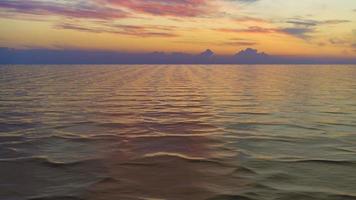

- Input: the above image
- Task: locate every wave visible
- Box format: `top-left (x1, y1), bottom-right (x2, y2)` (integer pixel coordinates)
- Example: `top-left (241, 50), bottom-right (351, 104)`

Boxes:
top-left (0, 135), bottom-right (26, 143)
top-left (208, 194), bottom-right (256, 200)
top-left (28, 196), bottom-right (84, 200)
top-left (279, 159), bottom-right (356, 165)
top-left (227, 122), bottom-right (325, 132)
top-left (141, 152), bottom-right (217, 164)
top-left (114, 152), bottom-right (233, 168)
top-left (0, 156), bottom-right (101, 168)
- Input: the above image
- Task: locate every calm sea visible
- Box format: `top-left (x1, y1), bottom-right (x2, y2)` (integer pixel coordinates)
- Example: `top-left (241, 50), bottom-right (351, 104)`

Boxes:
top-left (1, 65), bottom-right (356, 200)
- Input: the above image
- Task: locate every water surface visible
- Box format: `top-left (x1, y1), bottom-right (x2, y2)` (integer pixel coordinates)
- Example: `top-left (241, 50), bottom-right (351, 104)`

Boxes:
top-left (1, 65), bottom-right (356, 200)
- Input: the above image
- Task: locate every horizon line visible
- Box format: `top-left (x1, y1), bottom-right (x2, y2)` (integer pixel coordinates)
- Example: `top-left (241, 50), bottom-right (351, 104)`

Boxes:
top-left (1, 47), bottom-right (355, 59)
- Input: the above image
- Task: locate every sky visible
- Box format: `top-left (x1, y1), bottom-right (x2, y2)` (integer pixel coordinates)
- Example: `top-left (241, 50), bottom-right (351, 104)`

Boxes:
top-left (0, 0), bottom-right (356, 58)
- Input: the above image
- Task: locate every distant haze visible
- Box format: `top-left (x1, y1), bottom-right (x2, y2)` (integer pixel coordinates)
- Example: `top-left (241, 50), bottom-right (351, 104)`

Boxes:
top-left (1, 48), bottom-right (355, 64)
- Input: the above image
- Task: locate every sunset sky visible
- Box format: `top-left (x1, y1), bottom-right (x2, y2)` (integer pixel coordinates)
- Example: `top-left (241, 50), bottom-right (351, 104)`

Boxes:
top-left (0, 0), bottom-right (356, 57)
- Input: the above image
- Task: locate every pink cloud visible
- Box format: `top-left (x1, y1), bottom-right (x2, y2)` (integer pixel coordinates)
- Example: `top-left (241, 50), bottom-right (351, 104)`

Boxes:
top-left (102, 0), bottom-right (211, 17)
top-left (0, 0), bottom-right (212, 21)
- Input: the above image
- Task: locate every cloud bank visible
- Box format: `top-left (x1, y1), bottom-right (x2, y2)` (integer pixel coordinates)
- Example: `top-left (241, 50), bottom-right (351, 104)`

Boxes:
top-left (1, 47), bottom-right (355, 64)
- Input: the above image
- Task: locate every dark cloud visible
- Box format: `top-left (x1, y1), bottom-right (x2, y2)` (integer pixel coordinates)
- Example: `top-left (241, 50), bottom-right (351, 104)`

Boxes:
top-left (55, 22), bottom-right (178, 37)
top-left (217, 26), bottom-right (277, 34)
top-left (174, 37), bottom-right (257, 47)
top-left (224, 41), bottom-right (257, 46)
top-left (286, 20), bottom-right (317, 27)
top-left (200, 49), bottom-right (214, 57)
top-left (233, 16), bottom-right (268, 23)
top-left (287, 19), bottom-right (350, 26)
top-left (222, 38), bottom-right (257, 46)
top-left (280, 27), bottom-right (314, 39)
top-left (329, 38), bottom-right (349, 46)
top-left (216, 25), bottom-right (315, 39)
top-left (0, 0), bottom-right (127, 19)
top-left (323, 19), bottom-right (351, 24)
top-left (282, 18), bottom-right (349, 39)
top-left (234, 48), bottom-right (268, 60)
top-left (220, 16), bottom-right (336, 40)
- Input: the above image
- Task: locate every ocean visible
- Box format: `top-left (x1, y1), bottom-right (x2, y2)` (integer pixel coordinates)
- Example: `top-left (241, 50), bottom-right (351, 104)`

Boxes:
top-left (1, 65), bottom-right (356, 200)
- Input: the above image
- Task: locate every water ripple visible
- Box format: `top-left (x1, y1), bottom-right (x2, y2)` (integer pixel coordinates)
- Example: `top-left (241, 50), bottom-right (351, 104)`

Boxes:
top-left (1, 65), bottom-right (356, 200)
